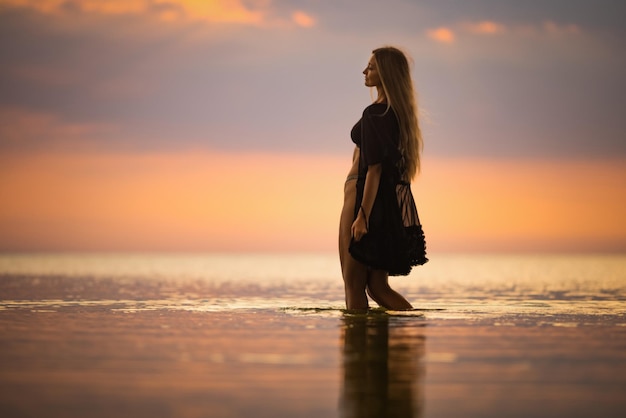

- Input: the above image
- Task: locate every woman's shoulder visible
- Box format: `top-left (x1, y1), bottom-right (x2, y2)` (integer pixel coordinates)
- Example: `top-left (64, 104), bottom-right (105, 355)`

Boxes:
top-left (362, 104), bottom-right (398, 130)
top-left (362, 103), bottom-right (396, 120)
top-left (363, 102), bottom-right (390, 115)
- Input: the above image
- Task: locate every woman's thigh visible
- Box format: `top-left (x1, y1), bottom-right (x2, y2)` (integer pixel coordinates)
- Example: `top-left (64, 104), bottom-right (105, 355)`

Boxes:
top-left (339, 180), bottom-right (357, 269)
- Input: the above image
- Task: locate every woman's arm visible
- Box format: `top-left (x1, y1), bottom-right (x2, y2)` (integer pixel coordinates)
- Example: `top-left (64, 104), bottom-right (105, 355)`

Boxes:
top-left (351, 163), bottom-right (381, 241)
top-left (349, 146), bottom-right (359, 175)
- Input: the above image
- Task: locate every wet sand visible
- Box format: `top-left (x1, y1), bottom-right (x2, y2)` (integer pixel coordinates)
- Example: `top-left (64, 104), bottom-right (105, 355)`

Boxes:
top-left (1, 275), bottom-right (625, 418)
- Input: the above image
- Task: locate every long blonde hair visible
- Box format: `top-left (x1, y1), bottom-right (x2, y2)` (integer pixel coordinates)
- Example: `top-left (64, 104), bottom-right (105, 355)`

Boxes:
top-left (372, 46), bottom-right (423, 180)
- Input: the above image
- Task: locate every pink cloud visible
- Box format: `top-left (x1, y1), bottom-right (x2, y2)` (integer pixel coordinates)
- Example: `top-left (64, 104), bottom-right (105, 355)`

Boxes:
top-left (292, 10), bottom-right (316, 28)
top-left (464, 21), bottom-right (506, 35)
top-left (2, 0), bottom-right (319, 28)
top-left (542, 20), bottom-right (581, 36)
top-left (429, 20), bottom-right (583, 43)
top-left (427, 27), bottom-right (456, 44)
top-left (0, 107), bottom-right (114, 150)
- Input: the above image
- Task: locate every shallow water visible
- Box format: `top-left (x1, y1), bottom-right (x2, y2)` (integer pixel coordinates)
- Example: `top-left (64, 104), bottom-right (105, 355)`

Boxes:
top-left (1, 253), bottom-right (624, 321)
top-left (0, 253), bottom-right (625, 417)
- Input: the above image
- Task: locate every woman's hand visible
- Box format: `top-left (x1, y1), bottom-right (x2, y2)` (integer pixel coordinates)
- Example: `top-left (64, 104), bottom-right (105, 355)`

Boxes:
top-left (351, 210), bottom-right (368, 241)
top-left (352, 163), bottom-right (380, 242)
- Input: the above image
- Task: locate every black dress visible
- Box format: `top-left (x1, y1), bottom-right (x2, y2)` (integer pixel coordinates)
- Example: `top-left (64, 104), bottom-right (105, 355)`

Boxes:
top-left (349, 103), bottom-right (428, 276)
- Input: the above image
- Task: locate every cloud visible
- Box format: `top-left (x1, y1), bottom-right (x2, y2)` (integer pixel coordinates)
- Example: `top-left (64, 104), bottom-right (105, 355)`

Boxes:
top-left (541, 20), bottom-right (581, 36)
top-left (2, 0), bottom-right (150, 16)
top-left (1, 1), bottom-right (625, 159)
top-left (426, 27), bottom-right (455, 44)
top-left (0, 107), bottom-right (115, 151)
top-left (6, 64), bottom-right (84, 87)
top-left (428, 19), bottom-right (583, 43)
top-left (291, 10), bottom-right (315, 28)
top-left (162, 0), bottom-right (265, 25)
top-left (0, 0), bottom-right (318, 27)
top-left (426, 20), bottom-right (509, 44)
top-left (464, 20), bottom-right (506, 35)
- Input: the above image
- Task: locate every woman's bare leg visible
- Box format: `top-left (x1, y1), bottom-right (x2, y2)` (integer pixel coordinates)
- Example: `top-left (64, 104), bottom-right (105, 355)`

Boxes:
top-left (339, 178), bottom-right (369, 310)
top-left (366, 283), bottom-right (386, 307)
top-left (340, 180), bottom-right (411, 311)
top-left (367, 269), bottom-right (413, 310)
top-left (343, 258), bottom-right (369, 310)
top-left (338, 179), bottom-right (355, 277)
top-left (338, 148), bottom-right (370, 310)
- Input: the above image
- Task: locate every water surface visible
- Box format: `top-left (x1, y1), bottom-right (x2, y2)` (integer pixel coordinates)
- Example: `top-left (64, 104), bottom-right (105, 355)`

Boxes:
top-left (1, 253), bottom-right (624, 417)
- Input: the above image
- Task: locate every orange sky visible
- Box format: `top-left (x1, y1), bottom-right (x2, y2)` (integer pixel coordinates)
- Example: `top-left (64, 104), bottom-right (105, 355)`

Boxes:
top-left (1, 151), bottom-right (624, 253)
top-left (1, 1), bottom-right (625, 254)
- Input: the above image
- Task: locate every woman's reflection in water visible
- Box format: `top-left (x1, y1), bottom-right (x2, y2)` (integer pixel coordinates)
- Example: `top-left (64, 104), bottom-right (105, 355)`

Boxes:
top-left (340, 313), bottom-right (425, 418)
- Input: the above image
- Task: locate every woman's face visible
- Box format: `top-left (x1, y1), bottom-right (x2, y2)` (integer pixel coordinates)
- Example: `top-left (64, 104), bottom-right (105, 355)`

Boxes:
top-left (363, 55), bottom-right (381, 87)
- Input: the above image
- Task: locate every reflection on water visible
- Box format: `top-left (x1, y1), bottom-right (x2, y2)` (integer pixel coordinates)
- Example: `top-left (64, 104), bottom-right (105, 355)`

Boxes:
top-left (1, 253), bottom-right (625, 418)
top-left (340, 313), bottom-right (425, 418)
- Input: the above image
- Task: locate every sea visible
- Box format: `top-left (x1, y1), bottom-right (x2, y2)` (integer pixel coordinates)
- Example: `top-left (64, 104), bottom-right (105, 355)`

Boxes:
top-left (1, 252), bottom-right (625, 418)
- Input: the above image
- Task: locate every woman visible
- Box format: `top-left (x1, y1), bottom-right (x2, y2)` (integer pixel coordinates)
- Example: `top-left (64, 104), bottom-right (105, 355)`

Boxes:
top-left (339, 46), bottom-right (426, 311)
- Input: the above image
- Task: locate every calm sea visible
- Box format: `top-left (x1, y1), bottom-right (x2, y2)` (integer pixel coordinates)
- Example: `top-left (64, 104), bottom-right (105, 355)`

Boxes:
top-left (1, 252), bottom-right (625, 418)
top-left (1, 252), bottom-right (624, 320)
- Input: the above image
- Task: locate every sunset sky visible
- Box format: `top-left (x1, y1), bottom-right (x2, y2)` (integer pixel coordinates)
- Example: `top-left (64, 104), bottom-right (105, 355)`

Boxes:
top-left (0, 0), bottom-right (625, 253)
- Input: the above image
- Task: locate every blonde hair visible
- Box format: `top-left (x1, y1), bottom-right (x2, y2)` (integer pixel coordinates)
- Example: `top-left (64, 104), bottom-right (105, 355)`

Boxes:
top-left (372, 46), bottom-right (423, 180)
